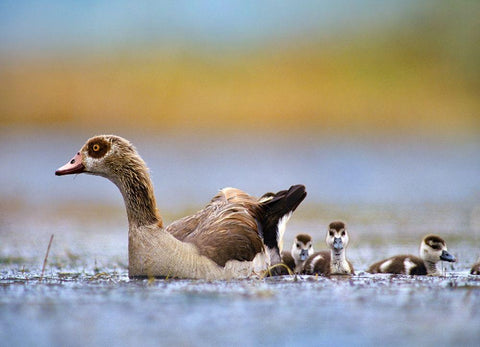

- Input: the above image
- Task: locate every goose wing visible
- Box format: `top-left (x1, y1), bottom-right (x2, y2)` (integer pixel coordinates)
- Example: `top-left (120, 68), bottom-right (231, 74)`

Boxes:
top-left (166, 185), bottom-right (306, 268)
top-left (181, 188), bottom-right (264, 267)
top-left (165, 187), bottom-right (260, 243)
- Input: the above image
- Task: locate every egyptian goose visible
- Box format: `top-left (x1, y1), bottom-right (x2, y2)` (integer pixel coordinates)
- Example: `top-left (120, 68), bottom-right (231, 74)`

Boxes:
top-left (367, 234), bottom-right (456, 276)
top-left (471, 257), bottom-right (480, 275)
top-left (55, 135), bottom-right (306, 280)
top-left (304, 221), bottom-right (354, 275)
top-left (281, 234), bottom-right (314, 274)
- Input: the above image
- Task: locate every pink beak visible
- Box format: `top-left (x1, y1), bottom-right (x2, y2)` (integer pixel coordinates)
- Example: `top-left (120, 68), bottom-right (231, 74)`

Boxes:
top-left (55, 151), bottom-right (85, 176)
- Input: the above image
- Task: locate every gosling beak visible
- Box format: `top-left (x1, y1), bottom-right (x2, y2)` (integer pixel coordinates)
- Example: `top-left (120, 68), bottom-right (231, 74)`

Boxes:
top-left (55, 152), bottom-right (85, 176)
top-left (333, 237), bottom-right (343, 251)
top-left (440, 250), bottom-right (456, 263)
top-left (299, 249), bottom-right (309, 261)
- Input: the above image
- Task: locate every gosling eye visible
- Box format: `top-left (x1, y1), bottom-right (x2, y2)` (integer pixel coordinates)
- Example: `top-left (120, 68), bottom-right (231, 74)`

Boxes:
top-left (296, 243), bottom-right (300, 249)
top-left (309, 244), bottom-right (312, 248)
top-left (341, 231), bottom-right (346, 236)
top-left (329, 231), bottom-right (334, 237)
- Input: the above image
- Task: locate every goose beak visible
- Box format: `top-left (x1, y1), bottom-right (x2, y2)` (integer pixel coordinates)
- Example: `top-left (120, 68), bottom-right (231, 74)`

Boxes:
top-left (55, 152), bottom-right (85, 176)
top-left (333, 237), bottom-right (343, 251)
top-left (440, 250), bottom-right (456, 263)
top-left (299, 249), bottom-right (309, 261)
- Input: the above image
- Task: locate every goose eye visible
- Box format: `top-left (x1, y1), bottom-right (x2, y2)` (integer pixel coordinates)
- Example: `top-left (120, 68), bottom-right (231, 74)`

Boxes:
top-left (93, 144), bottom-right (101, 152)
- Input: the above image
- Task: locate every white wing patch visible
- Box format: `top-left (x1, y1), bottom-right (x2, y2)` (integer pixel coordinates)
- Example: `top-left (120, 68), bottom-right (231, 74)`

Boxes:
top-left (379, 259), bottom-right (393, 273)
top-left (311, 254), bottom-right (324, 266)
top-left (307, 254), bottom-right (324, 273)
top-left (277, 212), bottom-right (292, 253)
top-left (403, 258), bottom-right (416, 274)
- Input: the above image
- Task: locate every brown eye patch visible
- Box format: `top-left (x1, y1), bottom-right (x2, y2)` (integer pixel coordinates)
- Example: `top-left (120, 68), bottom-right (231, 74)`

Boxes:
top-left (87, 139), bottom-right (110, 158)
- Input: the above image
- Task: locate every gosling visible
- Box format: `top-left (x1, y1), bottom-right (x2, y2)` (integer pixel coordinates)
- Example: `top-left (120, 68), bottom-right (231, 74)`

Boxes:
top-left (281, 234), bottom-right (314, 274)
top-left (304, 221), bottom-right (354, 276)
top-left (368, 234), bottom-right (456, 276)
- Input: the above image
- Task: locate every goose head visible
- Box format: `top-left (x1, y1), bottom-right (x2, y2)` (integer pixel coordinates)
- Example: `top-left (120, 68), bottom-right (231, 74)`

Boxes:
top-left (55, 135), bottom-right (141, 180)
top-left (420, 234), bottom-right (456, 264)
top-left (326, 221), bottom-right (349, 255)
top-left (291, 233), bottom-right (314, 263)
top-left (56, 135), bottom-right (159, 227)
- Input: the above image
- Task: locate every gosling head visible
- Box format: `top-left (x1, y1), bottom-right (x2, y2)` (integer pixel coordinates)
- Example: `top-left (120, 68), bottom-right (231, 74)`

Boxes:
top-left (55, 135), bottom-right (142, 179)
top-left (326, 221), bottom-right (349, 255)
top-left (291, 234), bottom-right (314, 263)
top-left (420, 234), bottom-right (456, 264)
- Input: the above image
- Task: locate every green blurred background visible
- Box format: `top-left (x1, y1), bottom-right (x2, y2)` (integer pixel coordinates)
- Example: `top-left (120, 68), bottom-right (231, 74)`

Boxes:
top-left (1, 1), bottom-right (479, 138)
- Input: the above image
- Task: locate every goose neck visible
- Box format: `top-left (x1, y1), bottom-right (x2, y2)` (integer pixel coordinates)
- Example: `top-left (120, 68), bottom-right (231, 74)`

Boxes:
top-left (112, 161), bottom-right (161, 228)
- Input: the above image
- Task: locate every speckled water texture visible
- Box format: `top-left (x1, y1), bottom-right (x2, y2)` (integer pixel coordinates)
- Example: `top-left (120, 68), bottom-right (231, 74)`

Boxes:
top-left (1, 269), bottom-right (480, 347)
top-left (2, 209), bottom-right (480, 347)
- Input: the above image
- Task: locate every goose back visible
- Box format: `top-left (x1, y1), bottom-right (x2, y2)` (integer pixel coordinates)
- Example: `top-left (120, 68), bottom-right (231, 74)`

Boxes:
top-left (470, 258), bottom-right (480, 275)
top-left (368, 255), bottom-right (427, 275)
top-left (304, 250), bottom-right (331, 275)
top-left (166, 186), bottom-right (306, 267)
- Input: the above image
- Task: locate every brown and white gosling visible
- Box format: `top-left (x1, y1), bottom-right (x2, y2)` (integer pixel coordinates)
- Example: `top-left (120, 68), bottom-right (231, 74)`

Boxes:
top-left (281, 234), bottom-right (314, 274)
top-left (367, 234), bottom-right (456, 276)
top-left (304, 221), bottom-right (354, 276)
top-left (471, 257), bottom-right (480, 275)
top-left (55, 135), bottom-right (306, 280)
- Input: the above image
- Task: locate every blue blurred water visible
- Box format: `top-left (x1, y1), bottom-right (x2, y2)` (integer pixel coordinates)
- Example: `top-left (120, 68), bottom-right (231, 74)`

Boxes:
top-left (1, 130), bottom-right (479, 210)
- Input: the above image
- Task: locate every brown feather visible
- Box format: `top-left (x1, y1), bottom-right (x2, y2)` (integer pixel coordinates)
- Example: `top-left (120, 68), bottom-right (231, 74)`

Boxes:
top-left (183, 189), bottom-right (263, 266)
top-left (295, 234), bottom-right (312, 244)
top-left (281, 251), bottom-right (295, 273)
top-left (471, 260), bottom-right (480, 275)
top-left (367, 255), bottom-right (426, 275)
top-left (328, 221), bottom-right (345, 230)
top-left (304, 251), bottom-right (331, 275)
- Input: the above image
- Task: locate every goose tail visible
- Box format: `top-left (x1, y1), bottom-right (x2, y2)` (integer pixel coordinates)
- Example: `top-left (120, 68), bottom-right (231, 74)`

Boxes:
top-left (259, 184), bottom-right (307, 270)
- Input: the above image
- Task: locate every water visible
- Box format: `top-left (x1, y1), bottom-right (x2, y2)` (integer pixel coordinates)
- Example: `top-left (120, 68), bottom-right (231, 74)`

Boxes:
top-left (1, 272), bottom-right (480, 347)
top-left (1, 130), bottom-right (480, 346)
top-left (1, 130), bottom-right (479, 209)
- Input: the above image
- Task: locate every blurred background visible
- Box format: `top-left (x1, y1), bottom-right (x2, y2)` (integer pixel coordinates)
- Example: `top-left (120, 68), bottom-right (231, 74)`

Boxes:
top-left (1, 0), bottom-right (479, 137)
top-left (1, 1), bottom-right (479, 268)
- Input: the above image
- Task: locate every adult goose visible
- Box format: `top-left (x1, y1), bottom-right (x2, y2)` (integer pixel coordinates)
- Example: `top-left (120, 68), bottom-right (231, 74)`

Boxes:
top-left (367, 234), bottom-right (456, 276)
top-left (304, 221), bottom-right (354, 276)
top-left (55, 135), bottom-right (306, 280)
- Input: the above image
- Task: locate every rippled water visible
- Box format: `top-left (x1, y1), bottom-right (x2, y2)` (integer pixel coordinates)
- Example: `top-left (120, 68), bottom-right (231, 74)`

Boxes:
top-left (1, 131), bottom-right (480, 346)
